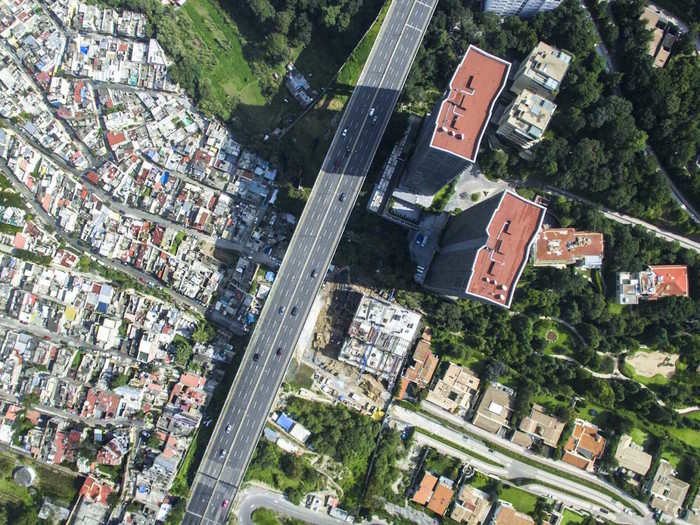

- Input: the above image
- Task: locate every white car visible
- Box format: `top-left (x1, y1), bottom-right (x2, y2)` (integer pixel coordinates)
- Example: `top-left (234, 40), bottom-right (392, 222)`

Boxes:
top-left (341, 128), bottom-right (348, 137)
top-left (369, 107), bottom-right (375, 117)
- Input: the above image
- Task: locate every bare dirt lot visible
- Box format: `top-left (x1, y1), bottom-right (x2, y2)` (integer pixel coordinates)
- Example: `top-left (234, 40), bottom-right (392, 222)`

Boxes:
top-left (627, 350), bottom-right (678, 379)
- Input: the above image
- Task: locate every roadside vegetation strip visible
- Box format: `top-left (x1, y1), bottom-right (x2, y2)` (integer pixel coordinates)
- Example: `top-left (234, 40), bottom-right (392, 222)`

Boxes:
top-left (413, 428), bottom-right (504, 468)
top-left (511, 478), bottom-right (614, 510)
top-left (408, 404), bottom-right (641, 514)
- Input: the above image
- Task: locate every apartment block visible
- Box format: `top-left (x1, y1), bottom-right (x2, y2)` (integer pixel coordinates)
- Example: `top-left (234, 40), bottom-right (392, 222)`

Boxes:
top-left (511, 42), bottom-right (572, 100)
top-left (497, 89), bottom-right (556, 149)
top-left (533, 228), bottom-right (604, 269)
top-left (425, 363), bottom-right (480, 415)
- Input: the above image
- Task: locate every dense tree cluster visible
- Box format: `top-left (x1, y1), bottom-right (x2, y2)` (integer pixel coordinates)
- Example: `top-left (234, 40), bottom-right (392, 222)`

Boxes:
top-left (610, 0), bottom-right (700, 211)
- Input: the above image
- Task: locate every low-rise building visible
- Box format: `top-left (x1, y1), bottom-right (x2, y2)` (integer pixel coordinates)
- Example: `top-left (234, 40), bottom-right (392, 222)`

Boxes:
top-left (412, 472), bottom-right (454, 517)
top-left (563, 419), bottom-right (606, 471)
top-left (532, 228), bottom-right (604, 269)
top-left (640, 6), bottom-right (677, 68)
top-left (425, 363), bottom-right (481, 415)
top-left (513, 404), bottom-right (565, 449)
top-left (649, 460), bottom-right (689, 518)
top-left (614, 434), bottom-right (652, 477)
top-left (397, 330), bottom-right (438, 400)
top-left (451, 485), bottom-right (492, 524)
top-left (472, 383), bottom-right (514, 435)
top-left (491, 502), bottom-right (534, 525)
top-left (496, 89), bottom-right (556, 150)
top-left (617, 265), bottom-right (689, 304)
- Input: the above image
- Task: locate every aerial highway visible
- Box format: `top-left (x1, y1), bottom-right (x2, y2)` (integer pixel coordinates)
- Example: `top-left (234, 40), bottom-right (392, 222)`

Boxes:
top-left (182, 0), bottom-right (437, 522)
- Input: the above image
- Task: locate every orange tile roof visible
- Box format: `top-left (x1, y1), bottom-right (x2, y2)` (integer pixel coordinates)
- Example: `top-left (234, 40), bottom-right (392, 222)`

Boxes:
top-left (649, 265), bottom-right (689, 298)
top-left (430, 45), bottom-right (511, 162)
top-left (427, 481), bottom-right (455, 516)
top-left (412, 472), bottom-right (438, 505)
top-left (467, 191), bottom-right (546, 307)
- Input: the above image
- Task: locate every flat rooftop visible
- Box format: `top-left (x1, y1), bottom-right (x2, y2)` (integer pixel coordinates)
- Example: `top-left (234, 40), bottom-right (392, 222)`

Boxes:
top-left (534, 228), bottom-right (604, 264)
top-left (430, 45), bottom-right (510, 162)
top-left (467, 191), bottom-right (545, 307)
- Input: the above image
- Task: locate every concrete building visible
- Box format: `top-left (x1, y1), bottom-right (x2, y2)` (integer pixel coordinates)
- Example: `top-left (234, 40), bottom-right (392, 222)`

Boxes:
top-left (472, 383), bottom-right (515, 435)
top-left (617, 265), bottom-right (689, 304)
top-left (451, 485), bottom-right (492, 524)
top-left (533, 228), bottom-right (604, 269)
top-left (563, 419), bottom-right (606, 471)
top-left (614, 434), bottom-right (652, 477)
top-left (399, 45), bottom-right (510, 199)
top-left (425, 363), bottom-right (481, 415)
top-left (422, 190), bottom-right (546, 308)
top-left (650, 460), bottom-right (690, 517)
top-left (512, 404), bottom-right (565, 449)
top-left (483, 0), bottom-right (562, 18)
top-left (496, 89), bottom-right (556, 150)
top-left (338, 295), bottom-right (421, 382)
top-left (511, 42), bottom-right (572, 100)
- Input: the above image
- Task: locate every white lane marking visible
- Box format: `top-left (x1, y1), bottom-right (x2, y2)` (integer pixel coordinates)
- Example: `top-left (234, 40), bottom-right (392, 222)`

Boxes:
top-left (406, 23), bottom-right (421, 31)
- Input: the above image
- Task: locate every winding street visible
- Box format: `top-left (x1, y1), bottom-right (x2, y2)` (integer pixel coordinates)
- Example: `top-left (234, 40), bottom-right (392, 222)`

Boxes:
top-left (235, 486), bottom-right (348, 525)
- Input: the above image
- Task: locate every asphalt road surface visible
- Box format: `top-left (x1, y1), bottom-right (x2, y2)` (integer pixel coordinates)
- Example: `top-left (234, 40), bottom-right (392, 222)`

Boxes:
top-left (183, 0), bottom-right (436, 523)
top-left (236, 487), bottom-right (348, 525)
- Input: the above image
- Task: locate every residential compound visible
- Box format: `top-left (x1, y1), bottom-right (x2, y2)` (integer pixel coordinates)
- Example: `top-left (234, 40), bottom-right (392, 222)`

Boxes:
top-left (471, 383), bottom-right (515, 435)
top-left (617, 265), bottom-right (689, 304)
top-left (649, 460), bottom-right (690, 518)
top-left (338, 295), bottom-right (421, 382)
top-left (483, 0), bottom-right (563, 17)
top-left (450, 485), bottom-right (492, 524)
top-left (614, 434), bottom-right (652, 480)
top-left (418, 190), bottom-right (546, 308)
top-left (532, 228), bottom-right (604, 269)
top-left (396, 330), bottom-right (439, 400)
top-left (497, 42), bottom-right (571, 150)
top-left (512, 404), bottom-right (565, 450)
top-left (412, 472), bottom-right (456, 517)
top-left (425, 363), bottom-right (480, 416)
top-left (394, 45), bottom-right (511, 206)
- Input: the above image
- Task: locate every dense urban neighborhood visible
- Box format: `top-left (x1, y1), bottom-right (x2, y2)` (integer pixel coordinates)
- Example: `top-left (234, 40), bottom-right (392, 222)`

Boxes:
top-left (0, 0), bottom-right (697, 523)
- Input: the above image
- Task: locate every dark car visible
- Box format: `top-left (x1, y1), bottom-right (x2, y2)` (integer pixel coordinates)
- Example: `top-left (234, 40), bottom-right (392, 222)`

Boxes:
top-left (278, 306), bottom-right (285, 315)
top-left (311, 269), bottom-right (318, 278)
top-left (291, 306), bottom-right (298, 316)
top-left (276, 347), bottom-right (282, 357)
top-left (218, 448), bottom-right (226, 459)
top-left (253, 353), bottom-right (260, 362)
top-left (339, 192), bottom-right (346, 202)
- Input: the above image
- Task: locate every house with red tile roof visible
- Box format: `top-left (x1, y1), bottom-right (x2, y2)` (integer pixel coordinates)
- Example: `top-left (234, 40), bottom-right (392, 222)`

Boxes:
top-left (412, 472), bottom-right (455, 517)
top-left (563, 419), bottom-right (606, 471)
top-left (79, 476), bottom-right (114, 505)
top-left (617, 265), bottom-right (689, 305)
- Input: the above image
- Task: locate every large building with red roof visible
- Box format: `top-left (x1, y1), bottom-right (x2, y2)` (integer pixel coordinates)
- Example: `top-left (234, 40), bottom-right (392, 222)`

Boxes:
top-left (401, 45), bottom-right (511, 198)
top-left (423, 190), bottom-right (545, 308)
top-left (617, 265), bottom-right (689, 304)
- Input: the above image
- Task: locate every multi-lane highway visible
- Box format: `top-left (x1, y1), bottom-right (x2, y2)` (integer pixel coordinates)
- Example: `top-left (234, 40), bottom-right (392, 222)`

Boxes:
top-left (183, 0), bottom-right (436, 522)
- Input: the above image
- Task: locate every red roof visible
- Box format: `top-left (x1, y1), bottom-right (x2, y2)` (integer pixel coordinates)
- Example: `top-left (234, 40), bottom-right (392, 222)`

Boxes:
top-left (649, 265), bottom-right (689, 298)
top-left (430, 45), bottom-right (510, 162)
top-left (466, 191), bottom-right (545, 307)
top-left (80, 476), bottom-right (113, 504)
top-left (106, 131), bottom-right (126, 148)
top-left (534, 228), bottom-right (604, 265)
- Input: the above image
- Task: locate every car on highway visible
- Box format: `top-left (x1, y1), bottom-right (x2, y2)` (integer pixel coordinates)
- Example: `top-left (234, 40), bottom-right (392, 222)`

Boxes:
top-left (276, 347), bottom-right (282, 357)
top-left (278, 306), bottom-right (285, 315)
top-left (341, 128), bottom-right (348, 137)
top-left (369, 107), bottom-right (375, 117)
top-left (225, 424), bottom-right (232, 434)
top-left (339, 192), bottom-right (345, 202)
top-left (253, 353), bottom-right (260, 362)
top-left (218, 448), bottom-right (226, 459)
top-left (222, 499), bottom-right (229, 509)
top-left (291, 306), bottom-right (298, 316)
top-left (311, 269), bottom-right (318, 278)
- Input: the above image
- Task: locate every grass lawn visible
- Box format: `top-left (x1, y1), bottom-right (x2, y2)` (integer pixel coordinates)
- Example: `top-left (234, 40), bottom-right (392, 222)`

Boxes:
top-left (534, 320), bottom-right (573, 355)
top-left (501, 485), bottom-right (538, 515)
top-left (561, 509), bottom-right (585, 525)
top-left (661, 449), bottom-right (681, 467)
top-left (607, 302), bottom-right (623, 315)
top-left (0, 453), bottom-right (81, 507)
top-left (252, 508), bottom-right (282, 525)
top-left (629, 427), bottom-right (648, 446)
